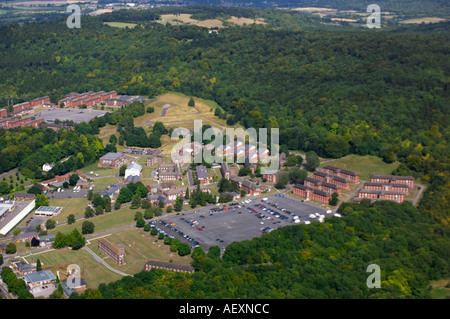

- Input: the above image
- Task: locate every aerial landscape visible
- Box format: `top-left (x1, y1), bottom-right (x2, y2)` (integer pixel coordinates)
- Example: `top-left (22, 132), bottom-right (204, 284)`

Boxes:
top-left (0, 0), bottom-right (448, 310)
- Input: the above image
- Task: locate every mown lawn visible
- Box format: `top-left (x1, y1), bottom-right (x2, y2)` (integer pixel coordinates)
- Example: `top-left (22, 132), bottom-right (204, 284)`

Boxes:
top-left (319, 154), bottom-right (399, 181)
top-left (31, 247), bottom-right (123, 289)
top-left (89, 228), bottom-right (193, 275)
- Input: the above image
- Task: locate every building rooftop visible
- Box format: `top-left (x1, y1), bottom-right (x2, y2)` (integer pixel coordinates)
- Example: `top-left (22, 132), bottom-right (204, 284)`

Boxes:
top-left (24, 270), bottom-right (56, 284)
top-left (100, 152), bottom-right (124, 161)
top-left (127, 162), bottom-right (142, 171)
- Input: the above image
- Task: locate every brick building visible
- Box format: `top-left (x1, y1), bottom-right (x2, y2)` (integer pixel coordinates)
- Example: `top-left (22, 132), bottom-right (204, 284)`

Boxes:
top-left (157, 163), bottom-right (182, 181)
top-left (362, 182), bottom-right (410, 195)
top-left (98, 237), bottom-right (126, 266)
top-left (370, 175), bottom-right (415, 188)
top-left (293, 184), bottom-right (331, 205)
top-left (98, 152), bottom-right (126, 168)
top-left (312, 171), bottom-right (350, 190)
top-left (146, 150), bottom-right (164, 167)
top-left (0, 108), bottom-right (7, 118)
top-left (322, 165), bottom-right (359, 183)
top-left (144, 260), bottom-right (194, 274)
top-left (195, 165), bottom-right (212, 185)
top-left (357, 189), bottom-right (405, 203)
top-left (230, 177), bottom-right (261, 196)
top-left (30, 96), bottom-right (51, 107)
top-left (303, 177), bottom-right (341, 195)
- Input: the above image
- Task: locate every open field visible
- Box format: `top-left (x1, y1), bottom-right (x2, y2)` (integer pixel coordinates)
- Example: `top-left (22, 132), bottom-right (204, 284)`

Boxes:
top-left (400, 17), bottom-right (447, 24)
top-left (29, 246), bottom-right (123, 289)
top-left (157, 14), bottom-right (267, 28)
top-left (103, 22), bottom-right (137, 28)
top-left (319, 155), bottom-right (399, 181)
top-left (134, 92), bottom-right (226, 126)
top-left (291, 7), bottom-right (337, 12)
top-left (47, 205), bottom-right (137, 236)
top-left (89, 228), bottom-right (193, 275)
top-left (157, 13), bottom-right (224, 28)
top-left (226, 16), bottom-right (267, 26)
top-left (48, 197), bottom-right (88, 223)
top-left (429, 278), bottom-right (450, 299)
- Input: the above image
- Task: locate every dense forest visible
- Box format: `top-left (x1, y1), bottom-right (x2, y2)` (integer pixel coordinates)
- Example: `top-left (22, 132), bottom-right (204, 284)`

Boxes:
top-left (0, 127), bottom-right (104, 181)
top-left (0, 12), bottom-right (447, 214)
top-left (0, 7), bottom-right (448, 298)
top-left (70, 200), bottom-right (450, 299)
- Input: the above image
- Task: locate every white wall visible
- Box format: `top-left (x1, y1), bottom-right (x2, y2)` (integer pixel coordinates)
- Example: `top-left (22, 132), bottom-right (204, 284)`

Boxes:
top-left (0, 200), bottom-right (35, 236)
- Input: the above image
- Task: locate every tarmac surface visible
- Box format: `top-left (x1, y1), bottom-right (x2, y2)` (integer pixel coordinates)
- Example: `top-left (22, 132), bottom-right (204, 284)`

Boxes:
top-left (156, 194), bottom-right (330, 252)
top-left (35, 108), bottom-right (108, 123)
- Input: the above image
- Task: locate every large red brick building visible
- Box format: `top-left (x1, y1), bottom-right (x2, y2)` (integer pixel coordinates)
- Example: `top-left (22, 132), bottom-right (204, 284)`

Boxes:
top-left (58, 90), bottom-right (117, 108)
top-left (30, 96), bottom-right (50, 107)
top-left (362, 182), bottom-right (410, 195)
top-left (98, 238), bottom-right (126, 266)
top-left (357, 189), bottom-right (405, 203)
top-left (0, 117), bottom-right (44, 129)
top-left (370, 175), bottom-right (415, 188)
top-left (322, 165), bottom-right (359, 183)
top-left (304, 177), bottom-right (341, 195)
top-left (293, 184), bottom-right (331, 205)
top-left (312, 171), bottom-right (350, 190)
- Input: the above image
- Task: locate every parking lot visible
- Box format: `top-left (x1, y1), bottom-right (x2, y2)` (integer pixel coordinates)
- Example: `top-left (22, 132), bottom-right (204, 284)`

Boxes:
top-left (36, 108), bottom-right (108, 123)
top-left (156, 195), bottom-right (336, 252)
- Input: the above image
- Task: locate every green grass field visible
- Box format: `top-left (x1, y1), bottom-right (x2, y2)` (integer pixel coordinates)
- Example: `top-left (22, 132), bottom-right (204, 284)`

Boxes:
top-left (30, 227), bottom-right (194, 289)
top-left (319, 154), bottom-right (399, 181)
top-left (29, 246), bottom-right (123, 289)
top-left (47, 205), bottom-right (138, 236)
top-left (48, 197), bottom-right (88, 223)
top-left (89, 228), bottom-right (193, 275)
top-left (103, 22), bottom-right (138, 28)
top-left (429, 278), bottom-right (450, 299)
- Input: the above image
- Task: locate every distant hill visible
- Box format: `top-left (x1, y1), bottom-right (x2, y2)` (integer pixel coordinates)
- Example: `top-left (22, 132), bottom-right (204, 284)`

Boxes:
top-left (174, 0), bottom-right (450, 17)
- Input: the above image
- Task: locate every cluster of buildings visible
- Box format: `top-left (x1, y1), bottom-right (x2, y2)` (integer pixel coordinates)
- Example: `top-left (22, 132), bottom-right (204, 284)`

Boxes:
top-left (293, 165), bottom-right (360, 205)
top-left (39, 171), bottom-right (89, 189)
top-left (0, 95), bottom-right (51, 129)
top-left (147, 182), bottom-right (211, 206)
top-left (354, 175), bottom-right (415, 203)
top-left (215, 141), bottom-right (269, 163)
top-left (7, 258), bottom-right (85, 298)
top-left (58, 91), bottom-right (118, 108)
top-left (57, 91), bottom-right (147, 109)
top-left (229, 176), bottom-right (262, 196)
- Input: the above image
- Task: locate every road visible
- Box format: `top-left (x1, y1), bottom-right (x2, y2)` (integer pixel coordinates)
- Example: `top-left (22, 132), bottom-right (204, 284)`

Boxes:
top-left (187, 167), bottom-right (194, 186)
top-left (0, 168), bottom-right (18, 180)
top-left (412, 183), bottom-right (425, 206)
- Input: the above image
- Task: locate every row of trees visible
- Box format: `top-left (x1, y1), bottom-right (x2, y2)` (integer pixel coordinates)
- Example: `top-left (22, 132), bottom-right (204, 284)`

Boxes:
top-left (0, 267), bottom-right (34, 299)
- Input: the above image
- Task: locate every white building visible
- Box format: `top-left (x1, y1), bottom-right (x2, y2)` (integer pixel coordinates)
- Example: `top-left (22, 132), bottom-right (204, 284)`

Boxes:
top-left (35, 206), bottom-right (63, 217)
top-left (0, 200), bottom-right (35, 236)
top-left (42, 163), bottom-right (54, 172)
top-left (124, 162), bottom-right (142, 179)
